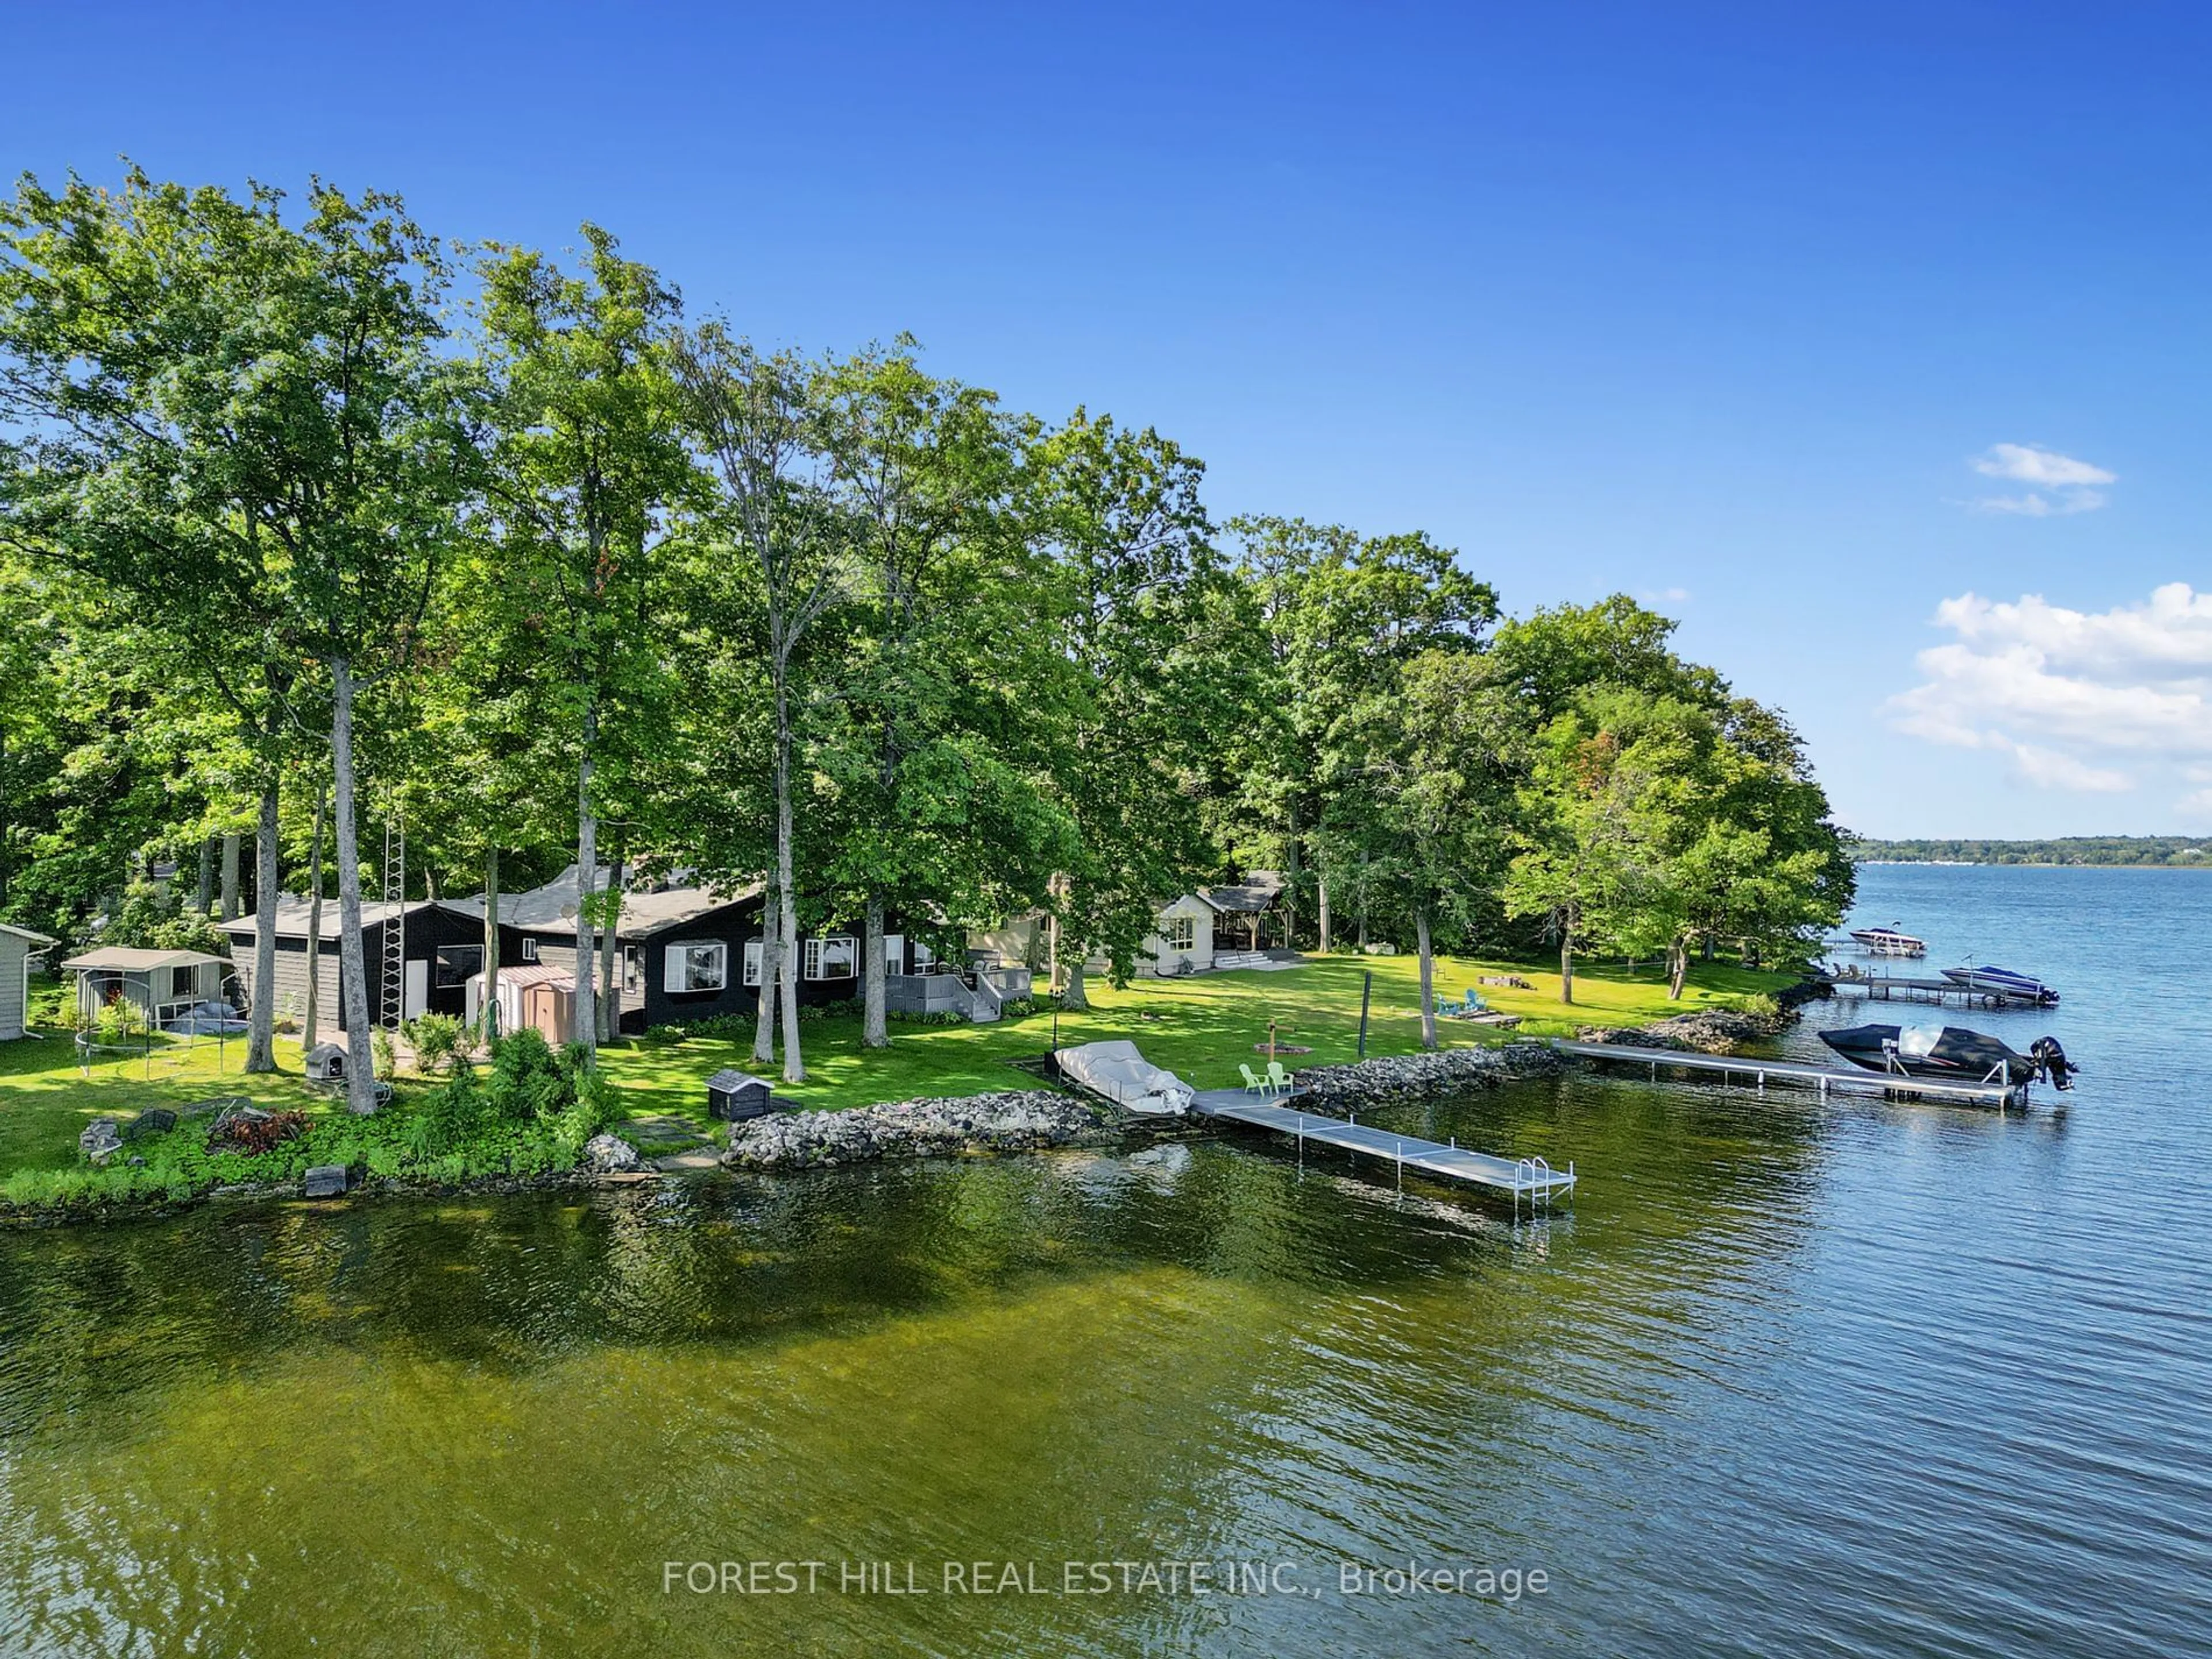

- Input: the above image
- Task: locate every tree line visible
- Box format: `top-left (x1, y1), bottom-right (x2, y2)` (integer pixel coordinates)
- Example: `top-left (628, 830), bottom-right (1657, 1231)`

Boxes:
top-left (0, 169), bottom-right (1854, 1109)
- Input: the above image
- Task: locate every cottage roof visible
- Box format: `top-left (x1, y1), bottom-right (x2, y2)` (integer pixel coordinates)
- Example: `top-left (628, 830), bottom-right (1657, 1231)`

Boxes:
top-left (0, 922), bottom-right (56, 947)
top-left (60, 947), bottom-right (225, 973)
top-left (220, 897), bottom-right (452, 941)
top-left (447, 865), bottom-right (763, 940)
top-left (1200, 871), bottom-right (1286, 915)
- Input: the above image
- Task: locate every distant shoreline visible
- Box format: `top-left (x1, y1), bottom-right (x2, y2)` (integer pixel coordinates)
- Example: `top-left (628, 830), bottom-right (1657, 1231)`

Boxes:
top-left (1847, 837), bottom-right (2211, 869)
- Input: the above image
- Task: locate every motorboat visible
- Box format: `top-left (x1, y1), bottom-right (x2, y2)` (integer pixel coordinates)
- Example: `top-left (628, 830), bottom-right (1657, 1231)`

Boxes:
top-left (1052, 1040), bottom-right (1195, 1116)
top-left (1819, 1023), bottom-right (2072, 1089)
top-left (1848, 926), bottom-right (1926, 957)
top-left (1939, 965), bottom-right (2059, 1005)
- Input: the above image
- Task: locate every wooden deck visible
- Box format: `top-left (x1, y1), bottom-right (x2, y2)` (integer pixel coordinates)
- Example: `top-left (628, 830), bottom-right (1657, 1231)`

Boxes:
top-left (1550, 1039), bottom-right (2031, 1110)
top-left (1187, 1089), bottom-right (1577, 1206)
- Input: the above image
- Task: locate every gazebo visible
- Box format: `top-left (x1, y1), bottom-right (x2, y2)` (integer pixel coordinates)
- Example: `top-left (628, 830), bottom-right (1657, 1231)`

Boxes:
top-left (60, 946), bottom-right (229, 1028)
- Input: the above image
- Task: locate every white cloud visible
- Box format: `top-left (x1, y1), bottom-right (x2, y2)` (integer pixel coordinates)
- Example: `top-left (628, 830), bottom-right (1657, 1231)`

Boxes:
top-left (1887, 584), bottom-right (2212, 808)
top-left (1968, 444), bottom-right (2113, 516)
top-left (1972, 443), bottom-right (2115, 488)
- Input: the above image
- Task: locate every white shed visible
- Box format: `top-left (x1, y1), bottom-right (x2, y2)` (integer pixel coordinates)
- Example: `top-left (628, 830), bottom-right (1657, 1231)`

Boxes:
top-left (0, 922), bottom-right (56, 1041)
top-left (60, 947), bottom-right (228, 1028)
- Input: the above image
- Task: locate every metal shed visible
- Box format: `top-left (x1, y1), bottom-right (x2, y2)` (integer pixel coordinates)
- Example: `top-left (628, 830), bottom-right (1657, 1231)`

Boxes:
top-left (60, 947), bottom-right (228, 1027)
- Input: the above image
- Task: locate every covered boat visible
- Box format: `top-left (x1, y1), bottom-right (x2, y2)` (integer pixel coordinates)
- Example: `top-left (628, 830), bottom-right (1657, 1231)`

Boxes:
top-left (1848, 926), bottom-right (1927, 957)
top-left (1052, 1040), bottom-right (1196, 1116)
top-left (1820, 1023), bottom-right (2071, 1089)
top-left (1939, 965), bottom-right (2059, 1005)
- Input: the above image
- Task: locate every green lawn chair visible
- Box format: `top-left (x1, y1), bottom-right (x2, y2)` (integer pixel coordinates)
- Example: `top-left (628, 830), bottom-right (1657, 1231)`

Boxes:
top-left (1264, 1060), bottom-right (1293, 1096)
top-left (1238, 1063), bottom-right (1267, 1097)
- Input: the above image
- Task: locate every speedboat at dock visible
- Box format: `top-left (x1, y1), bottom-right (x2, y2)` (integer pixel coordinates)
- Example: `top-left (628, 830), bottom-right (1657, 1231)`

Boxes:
top-left (1819, 1023), bottom-right (2073, 1089)
top-left (1939, 965), bottom-right (2059, 1005)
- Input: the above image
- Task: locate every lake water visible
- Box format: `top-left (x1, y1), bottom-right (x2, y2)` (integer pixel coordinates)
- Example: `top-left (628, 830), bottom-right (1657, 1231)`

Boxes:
top-left (2, 865), bottom-right (2207, 1656)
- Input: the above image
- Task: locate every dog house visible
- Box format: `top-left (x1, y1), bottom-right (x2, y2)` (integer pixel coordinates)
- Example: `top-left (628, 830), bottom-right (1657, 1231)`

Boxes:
top-left (304, 1042), bottom-right (347, 1082)
top-left (706, 1069), bottom-right (773, 1122)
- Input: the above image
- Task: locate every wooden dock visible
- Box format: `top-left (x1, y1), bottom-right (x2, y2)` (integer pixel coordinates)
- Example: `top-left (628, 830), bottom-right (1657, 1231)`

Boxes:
top-left (1819, 974), bottom-right (2050, 1009)
top-left (1550, 1039), bottom-right (2031, 1111)
top-left (1187, 1089), bottom-right (1577, 1210)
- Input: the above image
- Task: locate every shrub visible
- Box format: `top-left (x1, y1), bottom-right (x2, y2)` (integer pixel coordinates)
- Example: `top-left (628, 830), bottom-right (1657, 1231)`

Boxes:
top-left (402, 1013), bottom-right (470, 1077)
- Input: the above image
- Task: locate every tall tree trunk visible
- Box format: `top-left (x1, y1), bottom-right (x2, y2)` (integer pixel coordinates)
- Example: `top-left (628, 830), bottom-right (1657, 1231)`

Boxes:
top-left (862, 890), bottom-right (888, 1049)
top-left (1062, 958), bottom-right (1090, 1011)
top-left (1284, 800), bottom-right (1302, 946)
top-left (1415, 905), bottom-right (1438, 1051)
top-left (219, 833), bottom-right (241, 921)
top-left (751, 877), bottom-right (779, 1066)
top-left (196, 838), bottom-right (214, 915)
top-left (330, 658), bottom-right (378, 1113)
top-left (1667, 941), bottom-right (1688, 1001)
top-left (481, 845), bottom-right (501, 1044)
top-left (572, 696), bottom-right (598, 1059)
top-left (1558, 912), bottom-right (1575, 1006)
top-left (244, 778), bottom-right (280, 1072)
top-left (304, 787), bottom-right (326, 1051)
top-left (772, 660), bottom-right (805, 1082)
top-left (1317, 876), bottom-right (1332, 954)
top-left (597, 839), bottom-right (624, 1043)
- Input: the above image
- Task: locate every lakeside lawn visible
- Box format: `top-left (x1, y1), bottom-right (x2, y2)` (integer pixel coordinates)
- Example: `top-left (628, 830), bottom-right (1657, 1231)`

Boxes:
top-left (593, 950), bottom-right (1792, 1130)
top-left (0, 953), bottom-right (1793, 1181)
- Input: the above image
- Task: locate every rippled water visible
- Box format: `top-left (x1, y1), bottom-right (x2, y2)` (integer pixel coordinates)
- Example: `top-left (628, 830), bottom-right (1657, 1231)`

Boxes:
top-left (2, 865), bottom-right (2207, 1656)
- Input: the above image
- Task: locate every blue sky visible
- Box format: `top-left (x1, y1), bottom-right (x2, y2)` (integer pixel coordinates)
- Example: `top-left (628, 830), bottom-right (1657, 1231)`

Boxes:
top-left (9, 2), bottom-right (2210, 837)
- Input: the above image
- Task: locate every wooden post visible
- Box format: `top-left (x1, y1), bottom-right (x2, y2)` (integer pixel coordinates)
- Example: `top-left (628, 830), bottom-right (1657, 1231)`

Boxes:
top-left (1358, 971), bottom-right (1372, 1058)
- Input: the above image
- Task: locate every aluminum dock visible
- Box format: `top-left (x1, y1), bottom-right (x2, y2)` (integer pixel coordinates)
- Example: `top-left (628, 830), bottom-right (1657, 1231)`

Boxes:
top-left (1550, 1039), bottom-right (2031, 1110)
top-left (1817, 974), bottom-right (2052, 1010)
top-left (1187, 1089), bottom-right (1577, 1211)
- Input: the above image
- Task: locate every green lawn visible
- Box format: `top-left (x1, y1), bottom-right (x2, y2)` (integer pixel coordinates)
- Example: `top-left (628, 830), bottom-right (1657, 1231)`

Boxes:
top-left (594, 951), bottom-right (1792, 1130)
top-left (0, 953), bottom-right (1791, 1181)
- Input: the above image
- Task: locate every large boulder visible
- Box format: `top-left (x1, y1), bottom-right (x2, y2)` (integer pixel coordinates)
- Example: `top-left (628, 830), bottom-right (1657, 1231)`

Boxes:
top-left (582, 1133), bottom-right (645, 1174)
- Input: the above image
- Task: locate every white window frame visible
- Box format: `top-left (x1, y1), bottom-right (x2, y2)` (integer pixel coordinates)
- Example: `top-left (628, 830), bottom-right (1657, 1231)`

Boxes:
top-left (521, 937), bottom-right (539, 963)
top-left (622, 945), bottom-right (644, 997)
top-left (804, 935), bottom-right (857, 981)
top-left (911, 938), bottom-right (938, 973)
top-left (743, 939), bottom-right (764, 987)
top-left (1160, 914), bottom-right (1196, 953)
top-left (667, 941), bottom-right (728, 994)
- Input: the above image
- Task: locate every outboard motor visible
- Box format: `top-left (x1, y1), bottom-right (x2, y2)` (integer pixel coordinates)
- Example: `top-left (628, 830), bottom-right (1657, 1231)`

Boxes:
top-left (2030, 1037), bottom-right (2073, 1092)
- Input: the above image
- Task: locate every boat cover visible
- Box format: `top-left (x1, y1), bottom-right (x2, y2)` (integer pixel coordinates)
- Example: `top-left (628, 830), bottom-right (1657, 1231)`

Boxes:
top-left (1054, 1040), bottom-right (1195, 1116)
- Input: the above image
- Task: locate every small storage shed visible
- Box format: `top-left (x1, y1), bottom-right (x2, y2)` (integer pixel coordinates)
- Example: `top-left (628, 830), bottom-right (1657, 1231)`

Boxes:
top-left (706, 1069), bottom-right (774, 1122)
top-left (304, 1043), bottom-right (347, 1082)
top-left (0, 922), bottom-right (56, 1041)
top-left (465, 964), bottom-right (578, 1045)
top-left (60, 947), bottom-right (228, 1027)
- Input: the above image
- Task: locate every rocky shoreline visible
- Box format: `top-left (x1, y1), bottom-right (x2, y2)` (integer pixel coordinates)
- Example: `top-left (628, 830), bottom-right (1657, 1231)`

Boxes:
top-left (721, 1089), bottom-right (1121, 1172)
top-left (1289, 1041), bottom-right (1569, 1106)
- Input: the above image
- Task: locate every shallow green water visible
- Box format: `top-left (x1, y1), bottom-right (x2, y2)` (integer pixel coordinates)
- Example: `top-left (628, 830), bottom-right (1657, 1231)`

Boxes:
top-left (2, 865), bottom-right (2207, 1656)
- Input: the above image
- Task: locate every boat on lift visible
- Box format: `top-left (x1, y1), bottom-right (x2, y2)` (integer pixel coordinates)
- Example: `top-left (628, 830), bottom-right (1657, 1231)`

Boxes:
top-left (1939, 965), bottom-right (2060, 1006)
top-left (1848, 925), bottom-right (1927, 957)
top-left (1819, 1023), bottom-right (2073, 1090)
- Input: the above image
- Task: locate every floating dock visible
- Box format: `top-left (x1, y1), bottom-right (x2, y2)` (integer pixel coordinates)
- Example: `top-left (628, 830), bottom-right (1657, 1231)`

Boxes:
top-left (1550, 1039), bottom-right (2031, 1111)
top-left (1818, 974), bottom-right (2051, 1010)
top-left (1187, 1089), bottom-right (1577, 1211)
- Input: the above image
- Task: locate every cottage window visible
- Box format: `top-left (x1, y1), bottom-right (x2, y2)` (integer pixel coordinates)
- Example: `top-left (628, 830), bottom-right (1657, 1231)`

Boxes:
top-left (521, 937), bottom-right (539, 963)
top-left (804, 935), bottom-right (857, 980)
top-left (1160, 915), bottom-right (1196, 953)
top-left (666, 941), bottom-right (727, 993)
top-left (742, 940), bottom-right (764, 987)
top-left (912, 939), bottom-right (938, 972)
top-left (171, 964), bottom-right (197, 999)
top-left (622, 946), bottom-right (644, 997)
top-left (435, 945), bottom-right (482, 988)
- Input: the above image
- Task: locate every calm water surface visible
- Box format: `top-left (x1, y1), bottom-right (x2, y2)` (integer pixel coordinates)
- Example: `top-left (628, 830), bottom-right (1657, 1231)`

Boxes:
top-left (2, 865), bottom-right (2207, 1656)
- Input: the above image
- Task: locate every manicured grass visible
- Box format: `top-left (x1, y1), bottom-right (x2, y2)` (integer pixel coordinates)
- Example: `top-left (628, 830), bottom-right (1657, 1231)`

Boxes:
top-left (595, 951), bottom-right (1794, 1127)
top-left (0, 955), bottom-right (1791, 1182)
